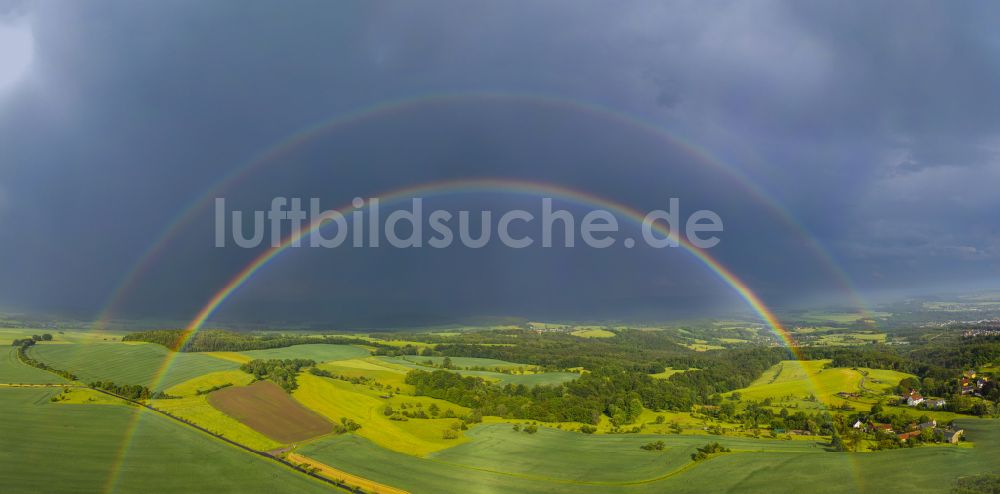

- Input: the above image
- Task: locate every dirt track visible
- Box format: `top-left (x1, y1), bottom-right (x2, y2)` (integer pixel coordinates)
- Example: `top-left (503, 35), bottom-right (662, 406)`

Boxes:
top-left (287, 452), bottom-right (409, 494)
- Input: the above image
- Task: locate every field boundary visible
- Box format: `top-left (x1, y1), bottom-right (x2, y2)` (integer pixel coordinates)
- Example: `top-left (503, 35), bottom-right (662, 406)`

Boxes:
top-left (288, 453), bottom-right (410, 494)
top-left (8, 349), bottom-right (358, 494)
top-left (85, 386), bottom-right (360, 492)
top-left (0, 383), bottom-right (81, 388)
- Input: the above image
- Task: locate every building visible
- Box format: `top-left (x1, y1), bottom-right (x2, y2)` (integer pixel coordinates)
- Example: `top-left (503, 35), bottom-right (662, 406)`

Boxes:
top-left (918, 419), bottom-right (937, 430)
top-left (906, 390), bottom-right (925, 406)
top-left (940, 429), bottom-right (964, 444)
top-left (872, 423), bottom-right (894, 433)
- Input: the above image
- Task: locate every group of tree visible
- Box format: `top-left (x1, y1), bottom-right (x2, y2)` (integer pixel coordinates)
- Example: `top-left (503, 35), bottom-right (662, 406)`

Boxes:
top-left (332, 417), bottom-right (362, 434)
top-left (511, 423), bottom-right (538, 434)
top-left (382, 402), bottom-right (455, 421)
top-left (195, 383), bottom-right (233, 396)
top-left (10, 334), bottom-right (52, 346)
top-left (90, 380), bottom-right (174, 401)
top-left (690, 442), bottom-right (730, 461)
top-left (404, 347), bottom-right (782, 427)
top-left (123, 329), bottom-right (391, 353)
top-left (239, 359), bottom-right (315, 392)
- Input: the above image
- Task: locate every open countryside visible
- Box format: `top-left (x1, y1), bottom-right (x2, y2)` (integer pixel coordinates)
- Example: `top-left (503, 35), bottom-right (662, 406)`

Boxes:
top-left (4, 316), bottom-right (999, 493)
top-left (4, 4), bottom-right (1000, 492)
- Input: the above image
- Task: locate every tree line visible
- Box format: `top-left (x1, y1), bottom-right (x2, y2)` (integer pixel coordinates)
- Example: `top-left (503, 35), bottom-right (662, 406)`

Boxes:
top-left (90, 380), bottom-right (175, 401)
top-left (15, 344), bottom-right (77, 381)
top-left (10, 334), bottom-right (52, 346)
top-left (122, 329), bottom-right (389, 353)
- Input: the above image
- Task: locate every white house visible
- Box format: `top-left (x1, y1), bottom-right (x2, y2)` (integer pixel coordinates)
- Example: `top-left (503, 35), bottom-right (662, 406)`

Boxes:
top-left (906, 390), bottom-right (924, 406)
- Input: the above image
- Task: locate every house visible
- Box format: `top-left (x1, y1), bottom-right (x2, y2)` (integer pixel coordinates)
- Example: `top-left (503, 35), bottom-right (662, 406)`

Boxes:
top-left (906, 390), bottom-right (925, 406)
top-left (927, 398), bottom-right (947, 409)
top-left (961, 378), bottom-right (974, 395)
top-left (872, 423), bottom-right (894, 433)
top-left (932, 428), bottom-right (963, 444)
top-left (897, 431), bottom-right (921, 442)
top-left (918, 419), bottom-right (937, 430)
top-left (852, 419), bottom-right (865, 429)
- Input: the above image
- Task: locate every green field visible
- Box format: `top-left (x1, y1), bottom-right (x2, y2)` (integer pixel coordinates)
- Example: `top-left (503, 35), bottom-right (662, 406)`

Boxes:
top-left (570, 329), bottom-right (616, 338)
top-left (28, 342), bottom-right (237, 391)
top-left (294, 373), bottom-right (471, 456)
top-left (650, 367), bottom-right (692, 379)
top-left (814, 332), bottom-right (888, 346)
top-left (730, 360), bottom-right (914, 407)
top-left (153, 394), bottom-right (284, 451)
top-left (683, 341), bottom-right (725, 352)
top-left (799, 311), bottom-right (864, 323)
top-left (1, 346), bottom-right (66, 384)
top-left (377, 356), bottom-right (579, 386)
top-left (0, 328), bottom-right (127, 346)
top-left (390, 355), bottom-right (535, 370)
top-left (238, 344), bottom-right (370, 362)
top-left (0, 387), bottom-right (336, 493)
top-left (299, 421), bottom-right (999, 493)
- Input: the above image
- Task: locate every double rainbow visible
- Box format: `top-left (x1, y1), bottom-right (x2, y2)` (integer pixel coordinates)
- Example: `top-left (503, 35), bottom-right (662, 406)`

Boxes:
top-left (91, 91), bottom-right (868, 334)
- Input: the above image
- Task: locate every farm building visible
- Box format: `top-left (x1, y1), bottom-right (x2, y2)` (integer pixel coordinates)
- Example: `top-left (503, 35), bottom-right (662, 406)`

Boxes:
top-left (938, 429), bottom-right (964, 444)
top-left (927, 398), bottom-right (946, 409)
top-left (872, 423), bottom-right (894, 433)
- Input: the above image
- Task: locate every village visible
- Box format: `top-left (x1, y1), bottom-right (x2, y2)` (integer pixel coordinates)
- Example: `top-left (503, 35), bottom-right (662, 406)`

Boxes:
top-left (827, 369), bottom-right (998, 450)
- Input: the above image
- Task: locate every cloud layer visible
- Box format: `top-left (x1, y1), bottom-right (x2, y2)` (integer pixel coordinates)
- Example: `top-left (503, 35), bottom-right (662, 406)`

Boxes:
top-left (1, 1), bottom-right (998, 325)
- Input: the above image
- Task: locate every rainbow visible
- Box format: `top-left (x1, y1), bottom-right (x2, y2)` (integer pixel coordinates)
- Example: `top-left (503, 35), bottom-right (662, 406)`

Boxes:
top-left (190, 177), bottom-right (802, 355)
top-left (91, 91), bottom-right (869, 333)
top-left (104, 178), bottom-right (818, 491)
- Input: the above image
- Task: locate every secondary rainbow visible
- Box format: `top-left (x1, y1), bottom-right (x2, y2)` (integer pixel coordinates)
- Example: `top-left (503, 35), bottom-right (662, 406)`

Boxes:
top-left (91, 91), bottom-right (869, 333)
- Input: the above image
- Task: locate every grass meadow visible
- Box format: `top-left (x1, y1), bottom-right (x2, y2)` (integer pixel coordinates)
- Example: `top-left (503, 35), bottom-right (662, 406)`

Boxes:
top-left (0, 387), bottom-right (337, 493)
top-left (237, 344), bottom-right (370, 362)
top-left (293, 373), bottom-right (471, 455)
top-left (299, 420), bottom-right (999, 493)
top-left (5, 333), bottom-right (996, 494)
top-left (570, 329), bottom-right (617, 338)
top-left (28, 342), bottom-right (237, 391)
top-left (377, 355), bottom-right (580, 387)
top-left (729, 359), bottom-right (914, 406)
top-left (1, 346), bottom-right (66, 384)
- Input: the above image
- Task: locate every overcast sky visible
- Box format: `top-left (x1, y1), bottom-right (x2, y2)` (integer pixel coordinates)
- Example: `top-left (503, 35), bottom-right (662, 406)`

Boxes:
top-left (1, 1), bottom-right (999, 327)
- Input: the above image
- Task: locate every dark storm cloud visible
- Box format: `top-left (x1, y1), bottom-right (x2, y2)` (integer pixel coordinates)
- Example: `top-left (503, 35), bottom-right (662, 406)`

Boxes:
top-left (1, 1), bottom-right (998, 324)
